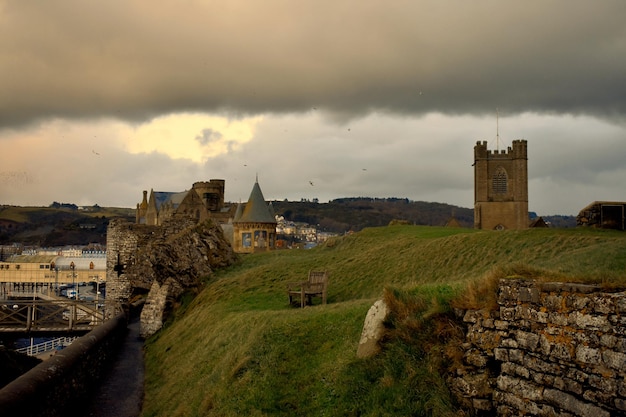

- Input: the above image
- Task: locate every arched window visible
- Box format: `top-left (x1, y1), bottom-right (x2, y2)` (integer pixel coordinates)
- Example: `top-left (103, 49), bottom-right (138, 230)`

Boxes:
top-left (493, 167), bottom-right (508, 194)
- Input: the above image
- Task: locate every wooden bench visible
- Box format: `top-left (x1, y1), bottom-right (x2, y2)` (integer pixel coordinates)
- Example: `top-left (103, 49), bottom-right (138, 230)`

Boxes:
top-left (287, 270), bottom-right (328, 308)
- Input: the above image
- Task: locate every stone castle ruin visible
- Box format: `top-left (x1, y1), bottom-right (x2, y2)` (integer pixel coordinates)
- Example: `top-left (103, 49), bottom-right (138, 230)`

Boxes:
top-left (107, 178), bottom-right (278, 336)
top-left (107, 215), bottom-right (237, 337)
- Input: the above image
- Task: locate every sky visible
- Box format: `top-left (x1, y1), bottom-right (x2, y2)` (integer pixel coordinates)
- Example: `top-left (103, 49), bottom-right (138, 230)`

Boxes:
top-left (1, 1), bottom-right (625, 216)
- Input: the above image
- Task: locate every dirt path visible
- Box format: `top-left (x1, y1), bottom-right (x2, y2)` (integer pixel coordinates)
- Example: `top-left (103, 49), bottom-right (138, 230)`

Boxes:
top-left (84, 316), bottom-right (144, 417)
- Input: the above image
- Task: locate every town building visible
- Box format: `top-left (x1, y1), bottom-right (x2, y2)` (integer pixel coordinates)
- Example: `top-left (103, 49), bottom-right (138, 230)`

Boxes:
top-left (136, 179), bottom-right (234, 226)
top-left (135, 178), bottom-right (277, 254)
top-left (232, 180), bottom-right (277, 254)
top-left (0, 254), bottom-right (106, 299)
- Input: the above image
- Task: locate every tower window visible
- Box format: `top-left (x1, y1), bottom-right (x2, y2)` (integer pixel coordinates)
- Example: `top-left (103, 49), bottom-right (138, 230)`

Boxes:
top-left (493, 167), bottom-right (508, 194)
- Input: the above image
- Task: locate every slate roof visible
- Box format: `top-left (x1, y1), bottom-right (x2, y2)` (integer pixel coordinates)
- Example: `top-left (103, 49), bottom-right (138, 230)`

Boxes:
top-left (153, 191), bottom-right (188, 210)
top-left (235, 181), bottom-right (276, 224)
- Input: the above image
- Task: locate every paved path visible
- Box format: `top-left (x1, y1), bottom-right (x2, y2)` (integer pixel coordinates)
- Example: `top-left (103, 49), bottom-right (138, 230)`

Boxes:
top-left (84, 316), bottom-right (144, 417)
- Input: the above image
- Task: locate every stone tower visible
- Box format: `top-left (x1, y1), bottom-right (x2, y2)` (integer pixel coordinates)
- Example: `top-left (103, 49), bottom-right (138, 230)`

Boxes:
top-left (474, 140), bottom-right (528, 230)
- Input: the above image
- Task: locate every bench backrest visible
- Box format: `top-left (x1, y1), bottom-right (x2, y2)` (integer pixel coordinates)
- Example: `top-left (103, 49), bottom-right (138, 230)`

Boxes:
top-left (308, 270), bottom-right (328, 292)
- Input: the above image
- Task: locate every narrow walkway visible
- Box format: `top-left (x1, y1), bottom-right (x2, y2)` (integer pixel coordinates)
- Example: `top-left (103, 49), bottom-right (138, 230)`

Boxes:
top-left (84, 316), bottom-right (144, 417)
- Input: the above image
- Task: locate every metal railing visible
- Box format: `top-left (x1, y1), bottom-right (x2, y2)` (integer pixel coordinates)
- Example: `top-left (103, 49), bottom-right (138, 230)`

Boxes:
top-left (15, 336), bottom-right (78, 356)
top-left (0, 299), bottom-right (122, 333)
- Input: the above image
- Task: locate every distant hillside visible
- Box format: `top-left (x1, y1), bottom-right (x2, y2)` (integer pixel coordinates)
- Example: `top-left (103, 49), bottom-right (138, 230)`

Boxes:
top-left (0, 205), bottom-right (135, 246)
top-left (271, 198), bottom-right (474, 232)
top-left (270, 198), bottom-right (576, 232)
top-left (0, 199), bottom-right (576, 246)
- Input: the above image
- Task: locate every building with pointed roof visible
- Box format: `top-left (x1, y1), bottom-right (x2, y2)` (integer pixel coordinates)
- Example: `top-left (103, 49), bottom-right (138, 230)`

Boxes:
top-left (232, 180), bottom-right (277, 253)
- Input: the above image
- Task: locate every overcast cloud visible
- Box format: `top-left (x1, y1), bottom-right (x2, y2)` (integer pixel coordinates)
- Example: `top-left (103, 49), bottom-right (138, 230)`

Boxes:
top-left (1, 1), bottom-right (625, 216)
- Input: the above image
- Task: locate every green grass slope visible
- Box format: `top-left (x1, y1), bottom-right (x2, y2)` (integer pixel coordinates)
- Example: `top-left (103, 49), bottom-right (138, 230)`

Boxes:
top-left (142, 226), bottom-right (626, 417)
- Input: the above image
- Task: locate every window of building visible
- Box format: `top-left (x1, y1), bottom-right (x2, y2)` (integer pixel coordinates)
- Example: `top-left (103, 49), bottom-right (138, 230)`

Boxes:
top-left (493, 167), bottom-right (508, 194)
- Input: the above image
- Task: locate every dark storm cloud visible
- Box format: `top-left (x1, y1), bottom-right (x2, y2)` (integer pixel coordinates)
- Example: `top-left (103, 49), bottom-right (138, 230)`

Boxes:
top-left (1, 1), bottom-right (625, 128)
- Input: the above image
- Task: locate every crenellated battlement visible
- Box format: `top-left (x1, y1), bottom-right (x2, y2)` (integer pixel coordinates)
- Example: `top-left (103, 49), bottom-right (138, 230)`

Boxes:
top-left (475, 140), bottom-right (527, 159)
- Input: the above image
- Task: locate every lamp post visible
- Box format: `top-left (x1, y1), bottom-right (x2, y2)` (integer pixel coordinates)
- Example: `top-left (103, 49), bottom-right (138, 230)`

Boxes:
top-left (70, 262), bottom-right (76, 300)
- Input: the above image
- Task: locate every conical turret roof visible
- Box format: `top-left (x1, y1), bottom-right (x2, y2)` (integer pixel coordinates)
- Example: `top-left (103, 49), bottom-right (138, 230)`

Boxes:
top-left (236, 181), bottom-right (276, 224)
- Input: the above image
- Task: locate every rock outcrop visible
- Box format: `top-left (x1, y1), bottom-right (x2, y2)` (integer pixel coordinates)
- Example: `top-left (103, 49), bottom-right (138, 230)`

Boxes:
top-left (357, 299), bottom-right (389, 358)
top-left (106, 217), bottom-right (237, 337)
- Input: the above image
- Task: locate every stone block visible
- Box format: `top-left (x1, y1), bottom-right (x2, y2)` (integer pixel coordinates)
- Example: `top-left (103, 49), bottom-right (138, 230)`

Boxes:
top-left (567, 294), bottom-right (592, 311)
top-left (464, 348), bottom-right (488, 368)
top-left (583, 389), bottom-right (613, 407)
top-left (496, 375), bottom-right (544, 402)
top-left (587, 374), bottom-right (616, 394)
top-left (523, 353), bottom-right (561, 375)
top-left (494, 348), bottom-right (508, 362)
top-left (575, 345), bottom-right (601, 365)
top-left (494, 319), bottom-right (509, 330)
top-left (548, 311), bottom-right (569, 326)
top-left (550, 342), bottom-right (574, 362)
top-left (570, 311), bottom-right (609, 331)
top-left (573, 331), bottom-right (599, 348)
top-left (501, 361), bottom-right (529, 379)
top-left (602, 349), bottom-right (626, 371)
top-left (509, 348), bottom-right (524, 364)
top-left (516, 329), bottom-right (540, 351)
top-left (500, 307), bottom-right (515, 321)
top-left (599, 334), bottom-right (617, 349)
top-left (500, 337), bottom-right (518, 348)
top-left (539, 334), bottom-right (553, 356)
top-left (592, 295), bottom-right (614, 314)
top-left (545, 294), bottom-right (564, 312)
top-left (543, 388), bottom-right (610, 417)
top-left (564, 367), bottom-right (589, 384)
top-left (463, 309), bottom-right (490, 324)
top-left (553, 376), bottom-right (582, 395)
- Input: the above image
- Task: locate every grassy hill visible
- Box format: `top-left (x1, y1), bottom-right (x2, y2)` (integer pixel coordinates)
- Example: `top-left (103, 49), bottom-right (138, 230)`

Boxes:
top-left (141, 226), bottom-right (626, 417)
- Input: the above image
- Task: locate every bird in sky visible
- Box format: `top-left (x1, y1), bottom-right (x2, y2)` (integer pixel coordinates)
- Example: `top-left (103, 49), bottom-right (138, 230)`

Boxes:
top-left (309, 181), bottom-right (314, 186)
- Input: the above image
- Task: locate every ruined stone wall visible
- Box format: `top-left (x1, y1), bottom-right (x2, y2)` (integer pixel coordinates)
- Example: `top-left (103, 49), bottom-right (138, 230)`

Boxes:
top-left (106, 217), bottom-right (237, 337)
top-left (106, 219), bottom-right (158, 303)
top-left (451, 279), bottom-right (626, 416)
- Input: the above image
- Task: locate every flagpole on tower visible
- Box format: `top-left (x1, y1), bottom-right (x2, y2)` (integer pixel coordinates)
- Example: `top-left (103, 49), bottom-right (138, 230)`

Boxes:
top-left (496, 108), bottom-right (500, 152)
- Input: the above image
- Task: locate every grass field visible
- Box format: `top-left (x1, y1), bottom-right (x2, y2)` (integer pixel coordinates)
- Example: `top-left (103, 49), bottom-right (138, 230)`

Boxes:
top-left (142, 225), bottom-right (626, 416)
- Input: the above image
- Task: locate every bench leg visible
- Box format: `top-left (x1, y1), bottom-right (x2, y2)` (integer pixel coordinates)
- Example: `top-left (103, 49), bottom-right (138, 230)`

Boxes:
top-left (300, 290), bottom-right (305, 308)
